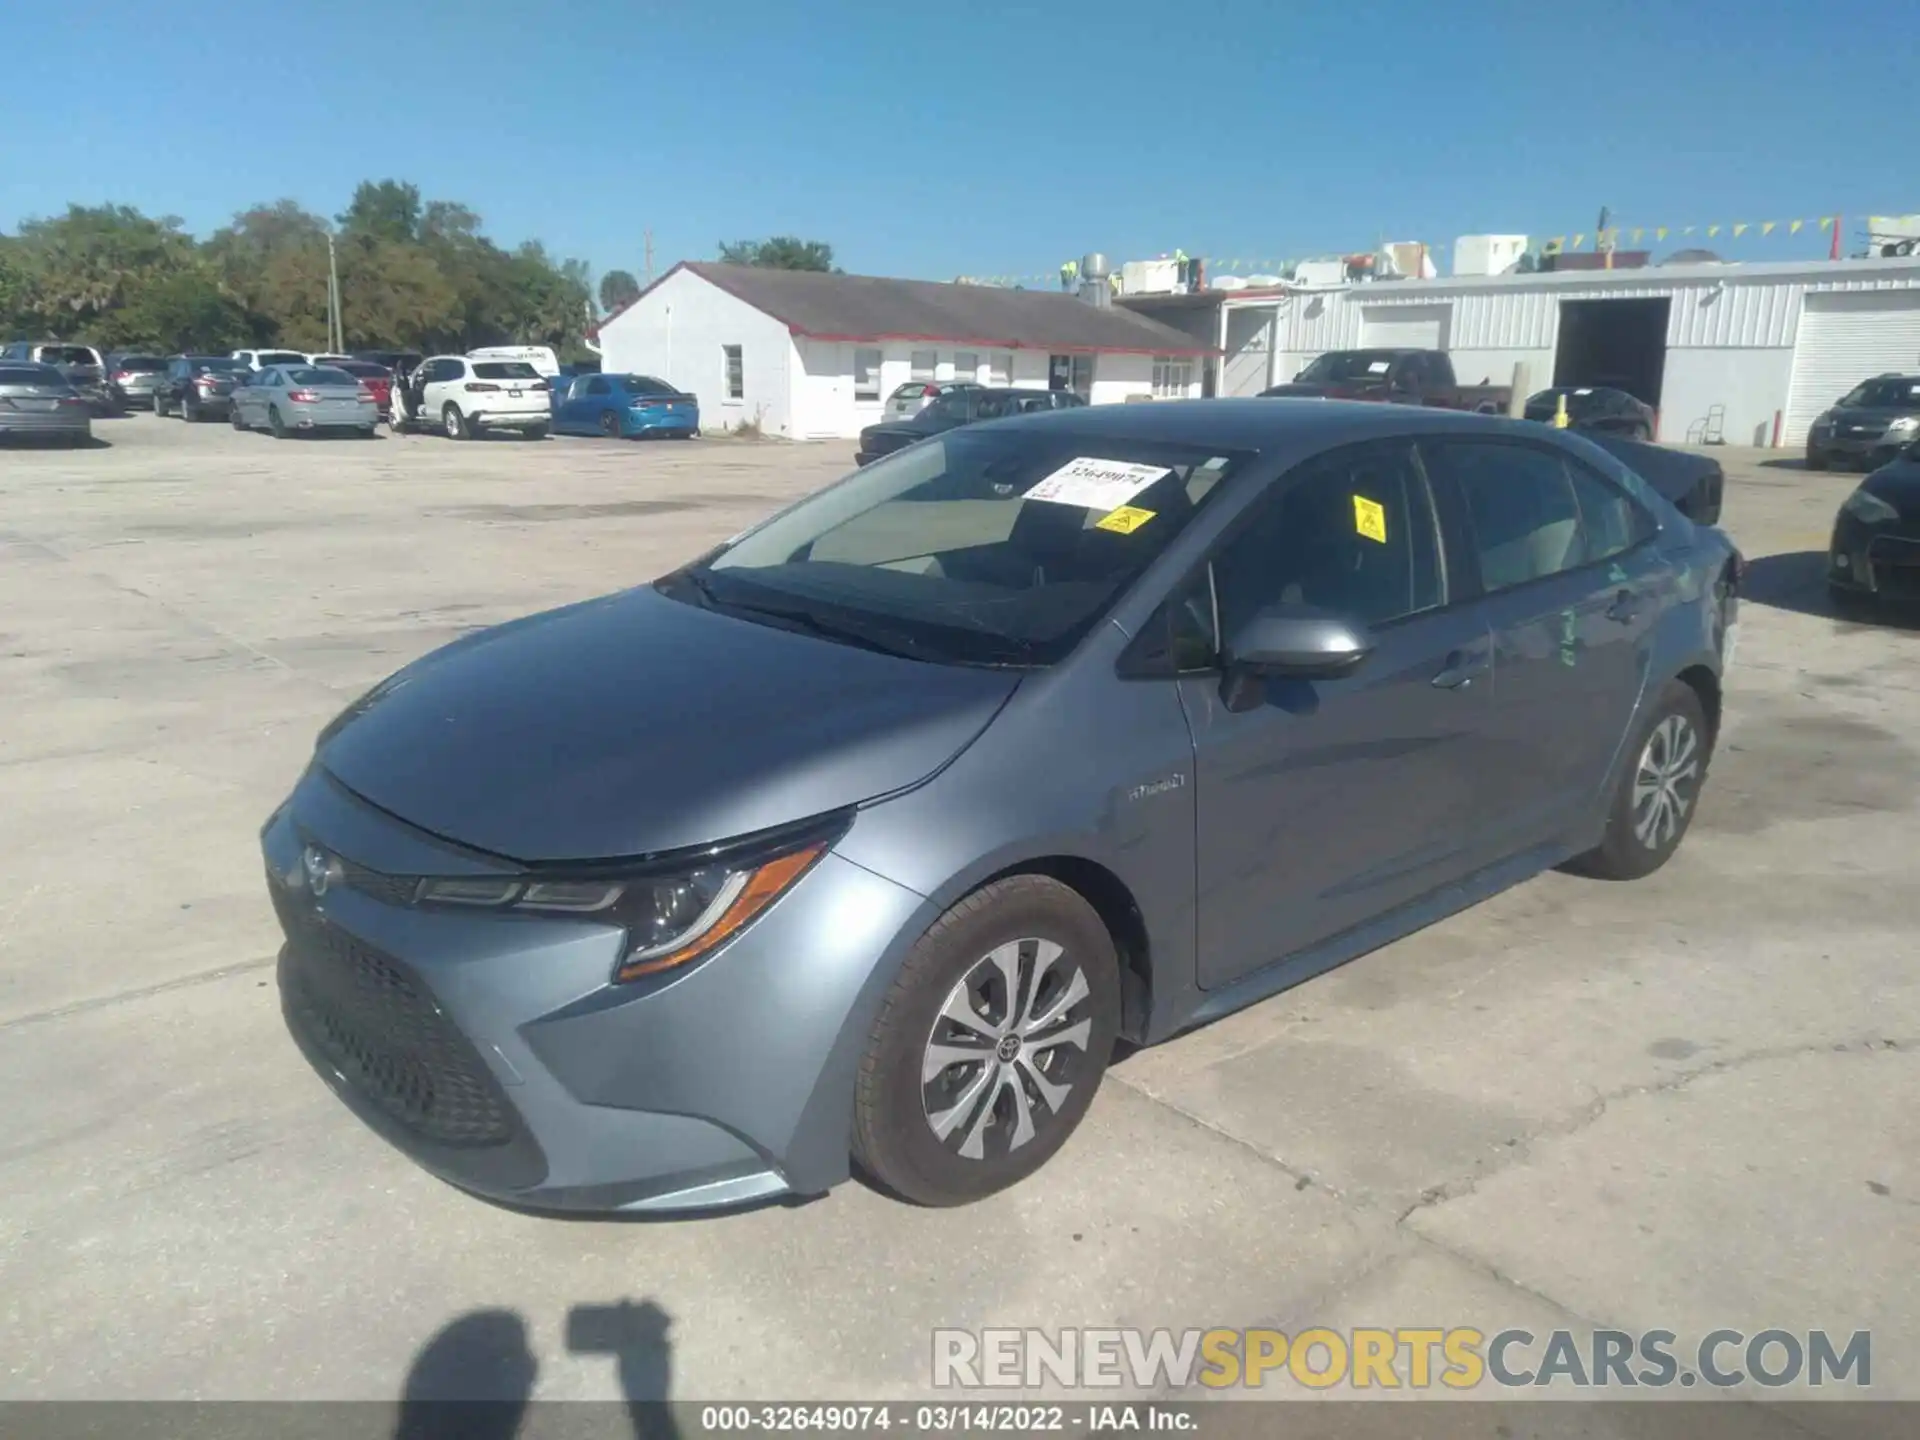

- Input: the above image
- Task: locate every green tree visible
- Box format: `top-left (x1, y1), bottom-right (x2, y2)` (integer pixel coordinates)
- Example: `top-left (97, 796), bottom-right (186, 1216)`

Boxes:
top-left (337, 180), bottom-right (422, 244)
top-left (599, 268), bottom-right (642, 313)
top-left (717, 236), bottom-right (836, 271)
top-left (8, 204), bottom-right (198, 335)
top-left (114, 268), bottom-right (250, 351)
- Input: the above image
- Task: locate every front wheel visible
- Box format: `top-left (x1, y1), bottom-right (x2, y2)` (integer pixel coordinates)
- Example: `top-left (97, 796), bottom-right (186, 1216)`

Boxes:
top-left (1566, 681), bottom-right (1711, 881)
top-left (599, 410), bottom-right (621, 438)
top-left (443, 403), bottom-right (469, 440)
top-left (154, 392), bottom-right (170, 418)
top-left (1806, 448), bottom-right (1828, 472)
top-left (852, 875), bottom-right (1120, 1206)
top-left (230, 405), bottom-right (246, 431)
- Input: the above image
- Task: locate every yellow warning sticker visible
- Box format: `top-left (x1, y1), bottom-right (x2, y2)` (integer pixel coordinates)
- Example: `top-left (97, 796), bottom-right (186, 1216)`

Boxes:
top-left (1096, 505), bottom-right (1157, 534)
top-left (1353, 495), bottom-right (1388, 544)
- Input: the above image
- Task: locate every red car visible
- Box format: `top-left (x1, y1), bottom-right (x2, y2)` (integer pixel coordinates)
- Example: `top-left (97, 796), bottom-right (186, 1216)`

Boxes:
top-left (331, 359), bottom-right (393, 417)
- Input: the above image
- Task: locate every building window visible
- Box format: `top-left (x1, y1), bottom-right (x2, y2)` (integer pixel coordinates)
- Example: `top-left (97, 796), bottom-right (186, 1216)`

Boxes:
top-left (910, 349), bottom-right (937, 381)
top-left (953, 350), bottom-right (979, 383)
top-left (989, 351), bottom-right (1013, 384)
top-left (723, 345), bottom-right (743, 401)
top-left (853, 347), bottom-right (882, 401)
top-left (1152, 356), bottom-right (1194, 398)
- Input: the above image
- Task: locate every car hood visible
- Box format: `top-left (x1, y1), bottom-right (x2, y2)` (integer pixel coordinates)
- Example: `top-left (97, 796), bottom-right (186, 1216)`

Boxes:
top-left (1827, 406), bottom-right (1920, 427)
top-left (859, 421), bottom-right (934, 448)
top-left (317, 585), bottom-right (1020, 862)
top-left (1863, 459), bottom-right (1920, 509)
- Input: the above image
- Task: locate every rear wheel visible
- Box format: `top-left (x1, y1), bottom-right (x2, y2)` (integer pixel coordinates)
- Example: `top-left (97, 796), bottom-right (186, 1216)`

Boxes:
top-left (230, 404), bottom-right (246, 430)
top-left (523, 425), bottom-right (548, 441)
top-left (268, 405), bottom-right (288, 439)
top-left (1567, 681), bottom-right (1710, 881)
top-left (443, 403), bottom-right (469, 440)
top-left (599, 410), bottom-right (621, 438)
top-left (154, 392), bottom-right (170, 418)
top-left (852, 875), bottom-right (1119, 1206)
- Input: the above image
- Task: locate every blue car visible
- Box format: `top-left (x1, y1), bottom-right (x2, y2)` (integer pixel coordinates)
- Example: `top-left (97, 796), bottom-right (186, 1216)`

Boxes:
top-left (550, 373), bottom-right (699, 438)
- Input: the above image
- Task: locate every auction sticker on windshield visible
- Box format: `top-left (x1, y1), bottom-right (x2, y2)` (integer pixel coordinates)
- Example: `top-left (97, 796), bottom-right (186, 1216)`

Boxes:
top-left (1095, 505), bottom-right (1156, 534)
top-left (1025, 458), bottom-right (1170, 511)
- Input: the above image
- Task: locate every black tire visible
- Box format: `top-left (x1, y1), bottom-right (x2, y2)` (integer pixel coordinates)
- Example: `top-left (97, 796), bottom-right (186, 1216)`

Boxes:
top-left (523, 424), bottom-right (548, 441)
top-left (154, 392), bottom-right (170, 418)
top-left (852, 875), bottom-right (1120, 1207)
top-left (443, 403), bottom-right (469, 440)
top-left (180, 393), bottom-right (199, 423)
top-left (358, 426), bottom-right (378, 439)
top-left (599, 410), bottom-right (621, 438)
top-left (1567, 681), bottom-right (1711, 881)
top-left (268, 405), bottom-right (288, 439)
top-left (1806, 448), bottom-right (1828, 472)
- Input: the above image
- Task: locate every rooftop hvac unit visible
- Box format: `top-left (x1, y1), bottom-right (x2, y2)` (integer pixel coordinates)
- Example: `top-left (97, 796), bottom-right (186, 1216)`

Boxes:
top-left (1453, 234), bottom-right (1529, 277)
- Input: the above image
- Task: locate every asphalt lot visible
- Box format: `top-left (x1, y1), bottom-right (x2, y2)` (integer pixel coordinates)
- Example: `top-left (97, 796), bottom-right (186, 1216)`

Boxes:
top-left (2, 413), bottom-right (1916, 1424)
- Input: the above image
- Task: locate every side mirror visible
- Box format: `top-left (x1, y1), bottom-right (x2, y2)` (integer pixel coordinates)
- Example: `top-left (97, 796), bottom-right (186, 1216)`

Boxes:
top-left (1223, 607), bottom-right (1375, 680)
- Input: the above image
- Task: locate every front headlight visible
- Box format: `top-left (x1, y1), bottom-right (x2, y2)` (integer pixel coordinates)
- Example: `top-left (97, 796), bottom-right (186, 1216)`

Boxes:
top-left (417, 832), bottom-right (833, 981)
top-left (1841, 489), bottom-right (1900, 525)
top-left (1885, 416), bottom-right (1919, 439)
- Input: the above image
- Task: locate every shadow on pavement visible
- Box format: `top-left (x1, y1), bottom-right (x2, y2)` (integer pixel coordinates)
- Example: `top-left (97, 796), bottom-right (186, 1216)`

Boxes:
top-left (1740, 550), bottom-right (1920, 632)
top-left (394, 1299), bottom-right (680, 1440)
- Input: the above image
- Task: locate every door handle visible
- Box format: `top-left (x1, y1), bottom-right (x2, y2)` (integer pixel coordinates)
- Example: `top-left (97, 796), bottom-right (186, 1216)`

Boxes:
top-left (1605, 589), bottom-right (1640, 624)
top-left (1431, 650), bottom-right (1490, 690)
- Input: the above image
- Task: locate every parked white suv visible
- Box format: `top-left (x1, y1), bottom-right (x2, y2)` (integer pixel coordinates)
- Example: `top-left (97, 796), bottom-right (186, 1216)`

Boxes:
top-left (232, 348), bottom-right (308, 371)
top-left (395, 354), bottom-right (551, 439)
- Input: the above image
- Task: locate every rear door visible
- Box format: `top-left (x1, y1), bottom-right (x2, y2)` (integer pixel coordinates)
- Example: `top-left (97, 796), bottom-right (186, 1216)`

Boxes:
top-left (1419, 436), bottom-right (1663, 853)
top-left (1178, 438), bottom-right (1497, 987)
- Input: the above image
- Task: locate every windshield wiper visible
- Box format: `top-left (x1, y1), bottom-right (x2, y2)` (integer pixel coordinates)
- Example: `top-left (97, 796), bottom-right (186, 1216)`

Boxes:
top-left (695, 585), bottom-right (945, 663)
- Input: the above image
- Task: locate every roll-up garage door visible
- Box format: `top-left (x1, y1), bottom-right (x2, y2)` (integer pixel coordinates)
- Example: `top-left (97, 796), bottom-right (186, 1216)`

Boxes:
top-left (1784, 291), bottom-right (1920, 444)
top-left (1359, 304), bottom-right (1451, 351)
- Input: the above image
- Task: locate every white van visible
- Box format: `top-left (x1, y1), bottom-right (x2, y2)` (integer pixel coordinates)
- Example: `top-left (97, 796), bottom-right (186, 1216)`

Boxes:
top-left (466, 345), bottom-right (560, 378)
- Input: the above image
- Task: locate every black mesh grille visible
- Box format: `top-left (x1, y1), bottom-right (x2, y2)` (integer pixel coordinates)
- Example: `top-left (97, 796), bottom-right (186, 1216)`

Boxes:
top-left (273, 885), bottom-right (515, 1147)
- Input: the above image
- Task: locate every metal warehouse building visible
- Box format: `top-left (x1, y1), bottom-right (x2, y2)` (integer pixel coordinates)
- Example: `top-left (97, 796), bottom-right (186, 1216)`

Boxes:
top-left (1124, 254), bottom-right (1920, 448)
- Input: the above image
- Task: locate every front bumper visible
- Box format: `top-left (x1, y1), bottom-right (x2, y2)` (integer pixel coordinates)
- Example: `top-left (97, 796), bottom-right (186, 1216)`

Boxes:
top-left (1811, 430), bottom-right (1906, 466)
top-left (263, 770), bottom-right (925, 1213)
top-left (1829, 514), bottom-right (1920, 602)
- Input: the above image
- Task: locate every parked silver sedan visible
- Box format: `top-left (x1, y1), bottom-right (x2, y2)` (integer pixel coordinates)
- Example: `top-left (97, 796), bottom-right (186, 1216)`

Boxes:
top-left (0, 361), bottom-right (92, 445)
top-left (231, 365), bottom-right (379, 439)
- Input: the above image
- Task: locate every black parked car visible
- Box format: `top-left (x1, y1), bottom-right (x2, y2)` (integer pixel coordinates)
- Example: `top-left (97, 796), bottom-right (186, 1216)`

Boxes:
top-left (1828, 445), bottom-right (1920, 609)
top-left (1523, 386), bottom-right (1657, 441)
top-left (1805, 375), bottom-right (1920, 471)
top-left (154, 355), bottom-right (251, 420)
top-left (1579, 431), bottom-right (1724, 526)
top-left (856, 387), bottom-right (1085, 466)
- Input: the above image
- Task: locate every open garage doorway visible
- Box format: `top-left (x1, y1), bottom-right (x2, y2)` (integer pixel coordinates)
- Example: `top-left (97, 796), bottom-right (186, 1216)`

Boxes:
top-left (1553, 298), bottom-right (1670, 408)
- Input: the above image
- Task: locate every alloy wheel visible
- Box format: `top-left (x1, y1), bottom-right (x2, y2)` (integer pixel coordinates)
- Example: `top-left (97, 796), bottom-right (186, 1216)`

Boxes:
top-left (920, 937), bottom-right (1095, 1161)
top-left (1632, 714), bottom-right (1700, 849)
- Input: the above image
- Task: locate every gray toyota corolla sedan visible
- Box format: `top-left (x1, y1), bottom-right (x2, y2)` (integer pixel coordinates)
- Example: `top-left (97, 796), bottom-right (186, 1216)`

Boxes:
top-left (264, 400), bottom-right (1741, 1213)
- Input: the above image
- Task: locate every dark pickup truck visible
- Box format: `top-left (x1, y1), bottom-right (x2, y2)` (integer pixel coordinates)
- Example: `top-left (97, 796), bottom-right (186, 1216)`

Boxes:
top-left (1262, 348), bottom-right (1509, 413)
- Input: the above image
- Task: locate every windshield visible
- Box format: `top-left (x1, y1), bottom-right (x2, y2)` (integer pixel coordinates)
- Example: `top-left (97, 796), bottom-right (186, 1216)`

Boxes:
top-left (284, 366), bottom-right (356, 386)
top-left (1526, 388), bottom-right (1605, 416)
top-left (1838, 378), bottom-right (1920, 409)
top-left (257, 352), bottom-right (305, 367)
top-left (677, 429), bottom-right (1243, 667)
top-left (1295, 351), bottom-right (1408, 383)
top-left (190, 357), bottom-right (248, 374)
top-left (115, 357), bottom-right (165, 372)
top-left (334, 361), bottom-right (391, 378)
top-left (41, 346), bottom-right (98, 366)
top-left (473, 361), bottom-right (541, 380)
top-left (617, 374), bottom-right (678, 396)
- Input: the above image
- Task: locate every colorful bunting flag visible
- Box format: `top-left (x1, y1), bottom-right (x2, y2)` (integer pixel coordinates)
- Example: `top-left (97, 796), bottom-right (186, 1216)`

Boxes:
top-left (1790, 220), bottom-right (1803, 234)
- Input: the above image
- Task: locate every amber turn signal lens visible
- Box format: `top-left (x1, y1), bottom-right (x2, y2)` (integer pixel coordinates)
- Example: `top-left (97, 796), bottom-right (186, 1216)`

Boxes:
top-left (614, 842), bottom-right (827, 981)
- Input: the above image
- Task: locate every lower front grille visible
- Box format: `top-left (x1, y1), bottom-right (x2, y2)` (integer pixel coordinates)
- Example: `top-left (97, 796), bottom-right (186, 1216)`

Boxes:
top-left (1869, 536), bottom-right (1920, 599)
top-left (273, 886), bottom-right (515, 1148)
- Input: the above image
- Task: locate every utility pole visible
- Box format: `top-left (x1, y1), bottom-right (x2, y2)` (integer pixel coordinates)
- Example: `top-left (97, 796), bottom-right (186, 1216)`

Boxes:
top-left (644, 230), bottom-right (654, 287)
top-left (326, 233), bottom-right (344, 352)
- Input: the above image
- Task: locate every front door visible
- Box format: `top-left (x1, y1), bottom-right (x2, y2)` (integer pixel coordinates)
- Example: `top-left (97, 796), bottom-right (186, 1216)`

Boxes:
top-left (1419, 436), bottom-right (1664, 851)
top-left (1178, 438), bottom-right (1496, 989)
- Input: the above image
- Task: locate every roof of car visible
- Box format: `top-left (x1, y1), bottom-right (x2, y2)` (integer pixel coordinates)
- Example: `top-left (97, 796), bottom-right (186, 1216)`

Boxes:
top-left (617, 262), bottom-right (1217, 356)
top-left (986, 396), bottom-right (1549, 452)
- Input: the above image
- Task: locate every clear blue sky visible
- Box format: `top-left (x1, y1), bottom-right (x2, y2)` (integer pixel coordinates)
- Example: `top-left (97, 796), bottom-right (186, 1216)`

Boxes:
top-left (4, 0), bottom-right (1911, 285)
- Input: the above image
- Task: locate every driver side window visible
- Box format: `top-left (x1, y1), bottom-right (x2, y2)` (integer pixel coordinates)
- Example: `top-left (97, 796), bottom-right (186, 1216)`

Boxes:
top-left (1212, 440), bottom-right (1444, 640)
